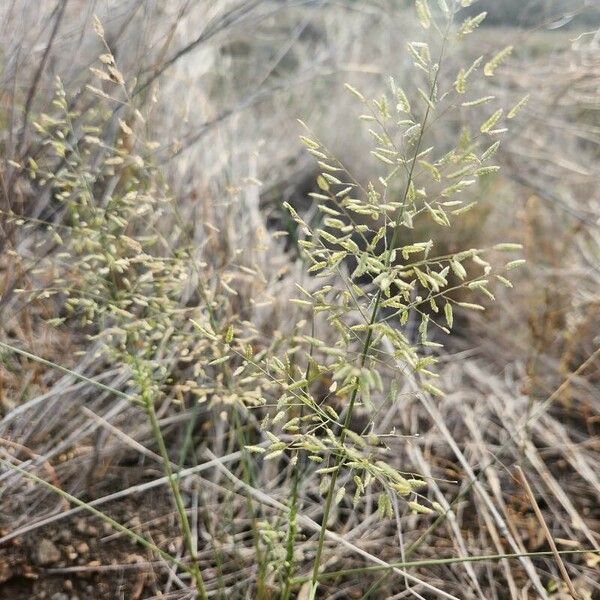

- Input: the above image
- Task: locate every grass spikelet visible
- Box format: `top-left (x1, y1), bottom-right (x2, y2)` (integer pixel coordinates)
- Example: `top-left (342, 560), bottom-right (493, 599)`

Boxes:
top-left (484, 46), bottom-right (513, 76)
top-left (458, 12), bottom-right (487, 39)
top-left (415, 0), bottom-right (432, 30)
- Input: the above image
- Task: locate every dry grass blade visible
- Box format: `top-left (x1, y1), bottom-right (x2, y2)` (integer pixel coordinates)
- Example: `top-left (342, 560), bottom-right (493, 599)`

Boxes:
top-left (515, 465), bottom-right (580, 599)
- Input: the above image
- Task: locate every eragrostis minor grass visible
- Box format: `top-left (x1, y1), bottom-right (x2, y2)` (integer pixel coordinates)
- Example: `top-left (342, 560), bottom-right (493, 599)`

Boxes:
top-left (5, 1), bottom-right (598, 599)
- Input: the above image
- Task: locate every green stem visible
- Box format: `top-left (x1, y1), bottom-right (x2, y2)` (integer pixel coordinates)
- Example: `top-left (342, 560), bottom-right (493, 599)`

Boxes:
top-left (281, 319), bottom-right (314, 600)
top-left (297, 549), bottom-right (597, 584)
top-left (233, 409), bottom-right (268, 599)
top-left (281, 471), bottom-right (300, 600)
top-left (309, 13), bottom-right (452, 590)
top-left (0, 457), bottom-right (188, 573)
top-left (136, 363), bottom-right (209, 600)
top-left (309, 307), bottom-right (379, 587)
top-left (0, 340), bottom-right (132, 401)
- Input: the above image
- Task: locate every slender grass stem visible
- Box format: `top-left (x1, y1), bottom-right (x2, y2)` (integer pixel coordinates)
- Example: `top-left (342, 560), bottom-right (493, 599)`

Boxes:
top-left (135, 361), bottom-right (209, 600)
top-left (281, 318), bottom-right (315, 600)
top-left (0, 340), bottom-right (133, 401)
top-left (308, 11), bottom-right (454, 591)
top-left (296, 549), bottom-right (598, 584)
top-left (281, 470), bottom-right (300, 600)
top-left (0, 456), bottom-right (188, 573)
top-left (233, 409), bottom-right (268, 599)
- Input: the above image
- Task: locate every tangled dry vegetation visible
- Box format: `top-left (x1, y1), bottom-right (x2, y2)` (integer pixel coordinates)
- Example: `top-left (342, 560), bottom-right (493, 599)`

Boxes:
top-left (1, 1), bottom-right (599, 599)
